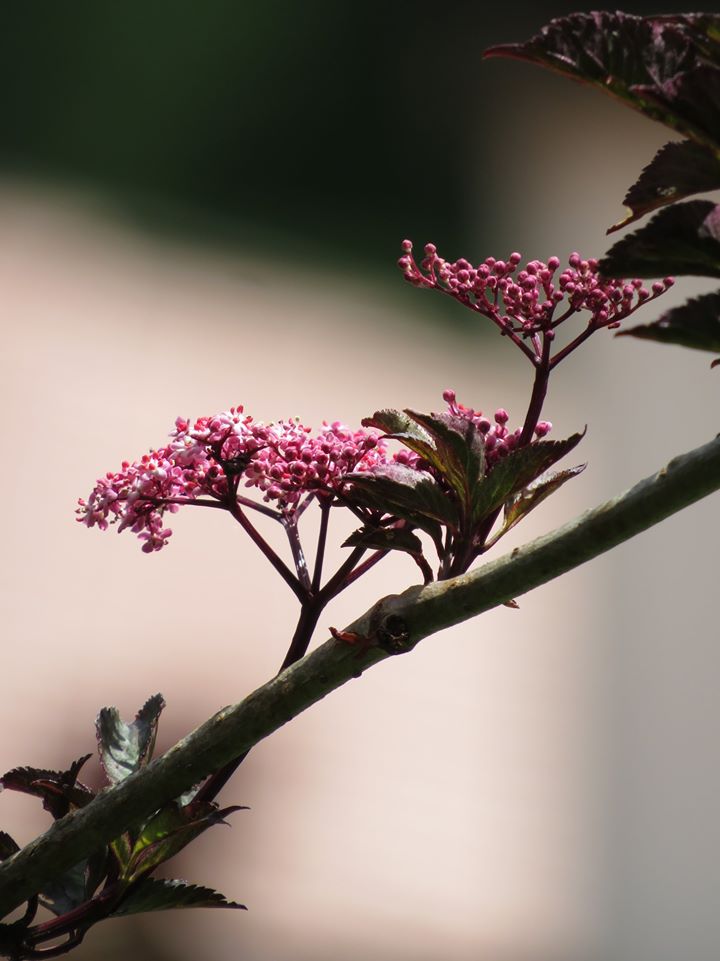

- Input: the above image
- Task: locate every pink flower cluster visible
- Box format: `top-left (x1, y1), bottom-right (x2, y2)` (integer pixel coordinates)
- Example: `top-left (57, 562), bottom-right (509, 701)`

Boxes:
top-left (397, 241), bottom-right (673, 335)
top-left (78, 395), bottom-right (539, 553)
top-left (78, 407), bottom-right (387, 552)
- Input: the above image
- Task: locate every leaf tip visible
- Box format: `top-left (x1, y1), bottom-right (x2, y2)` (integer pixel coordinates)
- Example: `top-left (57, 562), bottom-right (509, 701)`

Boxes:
top-left (607, 207), bottom-right (633, 235)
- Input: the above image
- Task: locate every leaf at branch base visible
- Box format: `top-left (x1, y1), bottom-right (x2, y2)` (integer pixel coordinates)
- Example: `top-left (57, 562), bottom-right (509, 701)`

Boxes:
top-left (97, 694), bottom-right (165, 787)
top-left (609, 140), bottom-right (720, 233)
top-left (0, 755), bottom-right (94, 819)
top-left (346, 464), bottom-right (459, 533)
top-left (0, 832), bottom-right (19, 861)
top-left (600, 201), bottom-right (720, 279)
top-left (38, 861), bottom-right (88, 917)
top-left (112, 878), bottom-right (246, 916)
top-left (472, 432), bottom-right (585, 525)
top-left (484, 13), bottom-right (712, 135)
top-left (124, 802), bottom-right (247, 884)
top-left (494, 465), bottom-right (586, 544)
top-left (343, 525), bottom-right (424, 557)
top-left (617, 290), bottom-right (720, 364)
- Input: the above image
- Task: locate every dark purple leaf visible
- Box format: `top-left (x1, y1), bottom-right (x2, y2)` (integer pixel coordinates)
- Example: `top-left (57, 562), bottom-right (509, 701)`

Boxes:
top-left (631, 64), bottom-right (720, 152)
top-left (112, 878), bottom-right (246, 916)
top-left (601, 201), bottom-right (720, 279)
top-left (364, 407), bottom-right (486, 504)
top-left (403, 410), bottom-right (486, 504)
top-left (343, 525), bottom-right (424, 556)
top-left (97, 694), bottom-right (165, 786)
top-left (0, 832), bottom-right (19, 861)
top-left (484, 13), bottom-right (705, 129)
top-left (0, 755), bottom-right (94, 819)
top-left (362, 409), bottom-right (433, 450)
top-left (609, 140), bottom-right (720, 233)
top-left (472, 432), bottom-right (585, 525)
top-left (346, 463), bottom-right (458, 532)
top-left (617, 289), bottom-right (720, 362)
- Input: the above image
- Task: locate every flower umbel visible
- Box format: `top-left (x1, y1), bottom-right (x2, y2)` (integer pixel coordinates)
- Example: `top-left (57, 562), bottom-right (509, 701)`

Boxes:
top-left (398, 241), bottom-right (674, 366)
top-left (78, 408), bottom-right (387, 553)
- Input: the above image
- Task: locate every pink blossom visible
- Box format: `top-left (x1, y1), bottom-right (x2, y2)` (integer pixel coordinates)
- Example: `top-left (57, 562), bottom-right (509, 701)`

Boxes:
top-left (78, 407), bottom-right (388, 551)
top-left (78, 394), bottom-right (553, 553)
top-left (248, 419), bottom-right (387, 509)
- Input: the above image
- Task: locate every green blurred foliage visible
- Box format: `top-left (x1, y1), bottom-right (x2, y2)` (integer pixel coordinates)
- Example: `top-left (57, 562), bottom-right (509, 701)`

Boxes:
top-left (0, 0), bottom-right (686, 271)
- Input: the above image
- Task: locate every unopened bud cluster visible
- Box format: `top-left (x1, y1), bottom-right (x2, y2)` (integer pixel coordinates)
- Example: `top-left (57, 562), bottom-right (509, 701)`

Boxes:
top-left (398, 241), bottom-right (673, 337)
top-left (441, 389), bottom-right (550, 466)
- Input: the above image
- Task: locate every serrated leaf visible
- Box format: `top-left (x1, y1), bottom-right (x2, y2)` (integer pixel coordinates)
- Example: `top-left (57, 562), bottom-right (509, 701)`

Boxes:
top-left (362, 409), bottom-right (441, 476)
top-left (97, 694), bottom-right (165, 786)
top-left (112, 878), bottom-right (246, 916)
top-left (403, 410), bottom-right (486, 505)
top-left (617, 289), bottom-right (720, 361)
top-left (124, 802), bottom-right (246, 884)
top-left (472, 432), bottom-right (585, 525)
top-left (364, 408), bottom-right (486, 507)
top-left (484, 13), bottom-right (715, 144)
top-left (601, 200), bottom-right (720, 279)
top-left (343, 525), bottom-right (424, 556)
top-left (346, 463), bottom-right (459, 533)
top-left (0, 832), bottom-right (19, 861)
top-left (362, 409), bottom-right (433, 449)
top-left (632, 64), bottom-right (720, 154)
top-left (0, 755), bottom-right (94, 819)
top-left (492, 465), bottom-right (586, 545)
top-left (609, 140), bottom-right (720, 233)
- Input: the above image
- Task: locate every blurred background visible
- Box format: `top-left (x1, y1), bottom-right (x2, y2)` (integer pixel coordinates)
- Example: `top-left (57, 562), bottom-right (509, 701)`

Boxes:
top-left (1, 2), bottom-right (718, 959)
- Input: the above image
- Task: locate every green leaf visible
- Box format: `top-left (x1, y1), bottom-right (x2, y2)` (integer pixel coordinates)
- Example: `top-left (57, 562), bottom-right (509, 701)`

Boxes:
top-left (493, 465), bottom-right (586, 544)
top-left (124, 802), bottom-right (246, 884)
top-left (0, 755), bottom-right (94, 819)
top-left (472, 433), bottom-right (585, 525)
top-left (617, 289), bottom-right (720, 362)
top-left (484, 13), bottom-right (711, 137)
top-left (112, 878), bottom-right (246, 916)
top-left (97, 694), bottom-right (165, 786)
top-left (609, 140), bottom-right (720, 233)
top-left (110, 833), bottom-right (134, 872)
top-left (346, 464), bottom-right (458, 533)
top-left (343, 525), bottom-right (424, 556)
top-left (601, 201), bottom-right (720, 279)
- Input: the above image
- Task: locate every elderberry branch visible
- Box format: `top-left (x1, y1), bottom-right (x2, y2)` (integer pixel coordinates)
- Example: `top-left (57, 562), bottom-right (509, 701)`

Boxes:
top-left (9, 433), bottom-right (720, 922)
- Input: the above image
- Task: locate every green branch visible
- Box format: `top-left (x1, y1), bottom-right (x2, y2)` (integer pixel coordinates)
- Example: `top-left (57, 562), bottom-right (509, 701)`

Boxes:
top-left (2, 434), bottom-right (720, 919)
